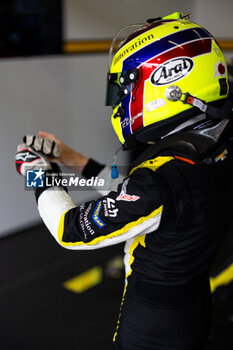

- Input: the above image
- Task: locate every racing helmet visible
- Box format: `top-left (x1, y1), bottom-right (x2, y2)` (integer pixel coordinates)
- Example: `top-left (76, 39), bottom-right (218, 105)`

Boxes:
top-left (106, 12), bottom-right (229, 148)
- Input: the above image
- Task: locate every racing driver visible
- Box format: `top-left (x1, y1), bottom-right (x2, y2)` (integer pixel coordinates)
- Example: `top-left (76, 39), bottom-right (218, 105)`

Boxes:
top-left (15, 12), bottom-right (233, 350)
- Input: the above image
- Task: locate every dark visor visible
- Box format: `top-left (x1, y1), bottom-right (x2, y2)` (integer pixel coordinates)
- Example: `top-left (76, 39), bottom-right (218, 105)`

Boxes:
top-left (105, 73), bottom-right (122, 107)
top-left (105, 69), bottom-right (139, 107)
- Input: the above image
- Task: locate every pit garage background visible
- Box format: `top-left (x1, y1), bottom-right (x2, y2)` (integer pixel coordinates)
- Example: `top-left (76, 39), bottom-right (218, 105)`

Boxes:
top-left (0, 1), bottom-right (233, 349)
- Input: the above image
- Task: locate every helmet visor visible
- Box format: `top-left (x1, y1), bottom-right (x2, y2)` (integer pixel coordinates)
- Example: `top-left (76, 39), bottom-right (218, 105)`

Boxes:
top-left (105, 69), bottom-right (139, 107)
top-left (105, 73), bottom-right (121, 107)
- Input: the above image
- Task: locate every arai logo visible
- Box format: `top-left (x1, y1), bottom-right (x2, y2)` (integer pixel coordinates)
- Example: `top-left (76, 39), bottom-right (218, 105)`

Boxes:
top-left (151, 57), bottom-right (194, 86)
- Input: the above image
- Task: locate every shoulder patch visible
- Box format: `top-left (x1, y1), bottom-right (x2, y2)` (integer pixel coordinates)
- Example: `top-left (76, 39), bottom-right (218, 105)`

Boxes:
top-left (116, 178), bottom-right (140, 202)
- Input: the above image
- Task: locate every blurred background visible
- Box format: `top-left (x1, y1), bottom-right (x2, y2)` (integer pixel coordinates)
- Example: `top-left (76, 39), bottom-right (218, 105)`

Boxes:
top-left (0, 0), bottom-right (233, 349)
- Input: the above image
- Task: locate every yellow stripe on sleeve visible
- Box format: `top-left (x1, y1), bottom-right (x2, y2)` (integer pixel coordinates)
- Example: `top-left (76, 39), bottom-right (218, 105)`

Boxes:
top-left (57, 205), bottom-right (163, 247)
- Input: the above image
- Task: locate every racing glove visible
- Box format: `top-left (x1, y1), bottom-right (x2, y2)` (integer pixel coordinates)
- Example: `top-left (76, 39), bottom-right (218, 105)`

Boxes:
top-left (15, 144), bottom-right (51, 176)
top-left (23, 134), bottom-right (61, 158)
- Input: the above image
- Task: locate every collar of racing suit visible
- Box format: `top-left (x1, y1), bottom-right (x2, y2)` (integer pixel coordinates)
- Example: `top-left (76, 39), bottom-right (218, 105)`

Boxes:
top-left (128, 117), bottom-right (233, 174)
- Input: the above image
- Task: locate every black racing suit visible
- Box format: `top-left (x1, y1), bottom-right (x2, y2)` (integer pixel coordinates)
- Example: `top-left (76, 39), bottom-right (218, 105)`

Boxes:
top-left (35, 122), bottom-right (233, 350)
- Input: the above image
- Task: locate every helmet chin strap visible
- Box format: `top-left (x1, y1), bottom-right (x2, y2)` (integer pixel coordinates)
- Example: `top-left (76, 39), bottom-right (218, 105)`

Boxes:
top-left (128, 89), bottom-right (233, 167)
top-left (165, 85), bottom-right (233, 120)
top-left (180, 92), bottom-right (233, 120)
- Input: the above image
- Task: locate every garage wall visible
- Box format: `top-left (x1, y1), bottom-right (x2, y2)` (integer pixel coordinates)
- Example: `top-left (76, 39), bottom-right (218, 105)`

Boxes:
top-left (0, 54), bottom-right (118, 236)
top-left (192, 0), bottom-right (233, 38)
top-left (1, 0), bottom-right (233, 236)
top-left (192, 0), bottom-right (233, 61)
top-left (63, 0), bottom-right (193, 40)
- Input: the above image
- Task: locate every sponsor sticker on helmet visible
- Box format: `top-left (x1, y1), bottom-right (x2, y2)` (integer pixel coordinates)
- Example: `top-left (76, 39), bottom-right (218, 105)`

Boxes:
top-left (150, 57), bottom-right (194, 86)
top-left (214, 61), bottom-right (227, 78)
top-left (113, 33), bottom-right (155, 67)
top-left (120, 112), bottom-right (144, 129)
top-left (146, 99), bottom-right (166, 112)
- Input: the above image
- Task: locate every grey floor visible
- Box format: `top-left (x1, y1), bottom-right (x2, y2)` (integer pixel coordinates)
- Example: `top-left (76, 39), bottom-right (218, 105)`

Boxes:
top-left (0, 224), bottom-right (232, 349)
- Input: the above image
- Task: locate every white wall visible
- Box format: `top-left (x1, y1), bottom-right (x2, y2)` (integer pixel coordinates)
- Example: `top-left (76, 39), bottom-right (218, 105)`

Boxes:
top-left (192, 0), bottom-right (233, 62)
top-left (1, 0), bottom-right (233, 236)
top-left (64, 0), bottom-right (193, 40)
top-left (0, 54), bottom-right (123, 236)
top-left (192, 0), bottom-right (233, 38)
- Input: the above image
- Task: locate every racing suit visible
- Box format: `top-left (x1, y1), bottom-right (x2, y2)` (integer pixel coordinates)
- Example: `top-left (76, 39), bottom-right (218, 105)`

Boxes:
top-left (35, 121), bottom-right (233, 350)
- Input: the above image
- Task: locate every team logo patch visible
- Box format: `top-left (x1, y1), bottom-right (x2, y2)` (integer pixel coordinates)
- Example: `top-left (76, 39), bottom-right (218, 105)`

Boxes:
top-left (15, 151), bottom-right (38, 162)
top-left (103, 198), bottom-right (119, 217)
top-left (151, 57), bottom-right (194, 86)
top-left (215, 149), bottom-right (228, 162)
top-left (92, 201), bottom-right (106, 228)
top-left (116, 178), bottom-right (140, 202)
top-left (116, 194), bottom-right (140, 202)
